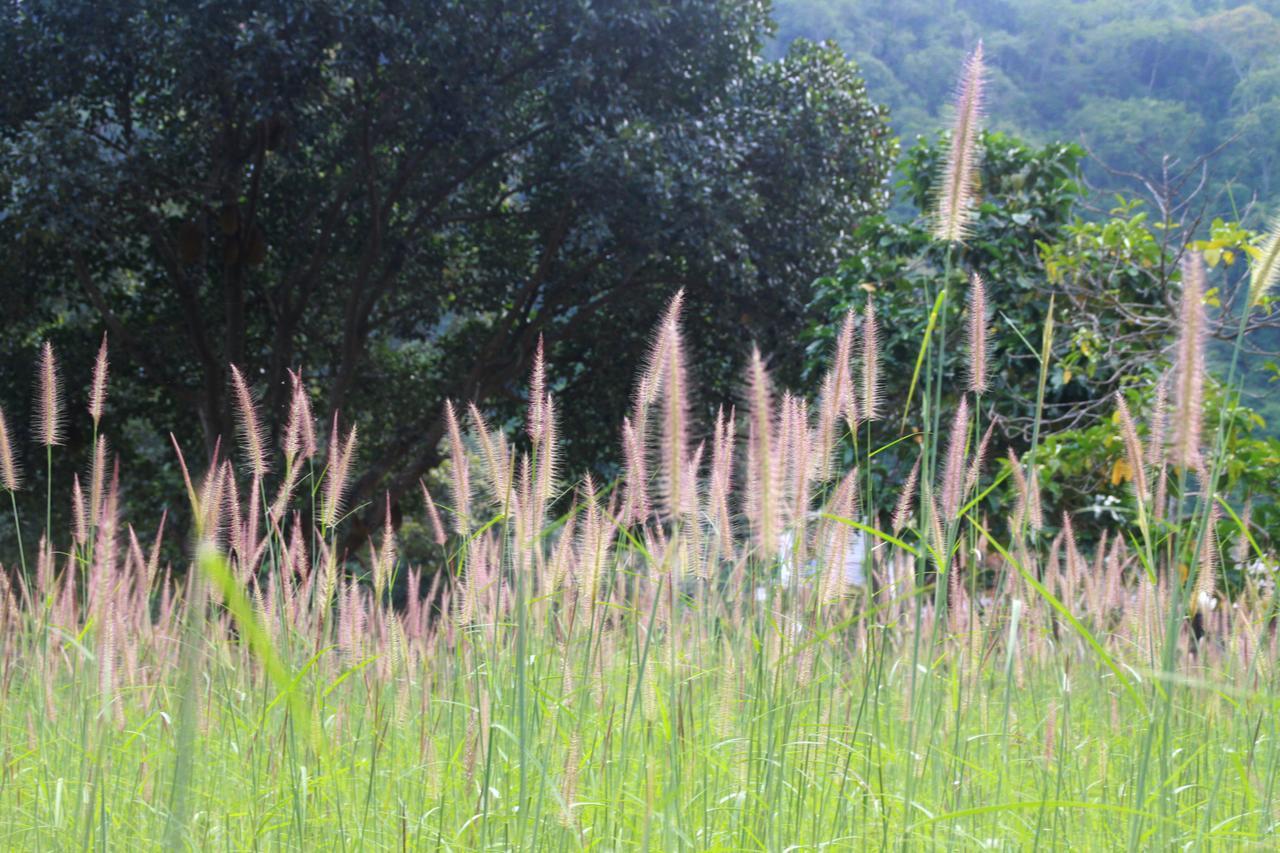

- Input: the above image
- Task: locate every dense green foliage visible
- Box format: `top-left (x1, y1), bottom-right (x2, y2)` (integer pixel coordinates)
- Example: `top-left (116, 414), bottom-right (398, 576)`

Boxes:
top-left (773, 0), bottom-right (1280, 217)
top-left (0, 0), bottom-right (894, 548)
top-left (806, 133), bottom-right (1088, 431)
top-left (805, 131), bottom-right (1280, 550)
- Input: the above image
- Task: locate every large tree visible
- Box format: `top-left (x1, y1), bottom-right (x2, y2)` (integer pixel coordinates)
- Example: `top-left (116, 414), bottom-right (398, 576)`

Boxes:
top-left (0, 0), bottom-right (893, 542)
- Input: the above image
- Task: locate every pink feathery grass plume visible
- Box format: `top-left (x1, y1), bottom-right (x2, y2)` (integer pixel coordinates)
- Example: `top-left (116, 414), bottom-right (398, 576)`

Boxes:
top-left (0, 406), bottom-right (21, 491)
top-left (89, 434), bottom-right (107, 531)
top-left (621, 416), bottom-right (650, 525)
top-left (1026, 471), bottom-right (1044, 533)
top-left (419, 480), bottom-right (448, 546)
top-left (282, 369), bottom-right (316, 463)
top-left (321, 414), bottom-right (358, 530)
top-left (229, 364), bottom-right (269, 478)
top-left (240, 474), bottom-right (265, 576)
top-left (925, 491), bottom-right (946, 574)
top-left (1146, 374), bottom-right (1168, 470)
top-left (575, 473), bottom-right (614, 600)
top-left (527, 335), bottom-right (547, 446)
top-left (1170, 253), bottom-right (1207, 470)
top-left (862, 298), bottom-right (880, 422)
top-left (625, 291), bottom-right (691, 524)
top-left (169, 433), bottom-right (200, 522)
top-left (272, 371), bottom-right (314, 521)
top-left (708, 406), bottom-right (735, 554)
top-left (1114, 393), bottom-right (1149, 504)
top-left (199, 457), bottom-right (229, 546)
top-left (444, 400), bottom-right (471, 536)
top-left (72, 474), bottom-right (88, 544)
top-left (968, 272), bottom-right (989, 393)
top-left (1248, 215), bottom-right (1280, 308)
top-left (892, 456), bottom-right (920, 534)
top-left (655, 291), bottom-right (691, 523)
top-left (560, 734), bottom-right (581, 828)
top-left (1007, 448), bottom-right (1042, 532)
top-left (1195, 506), bottom-right (1220, 614)
top-left (34, 341), bottom-right (64, 447)
top-left (282, 385), bottom-right (302, 464)
top-left (522, 333), bottom-right (558, 537)
top-left (374, 492), bottom-right (397, 599)
top-left (139, 515), bottom-right (167, 612)
top-left (633, 304), bottom-right (671, 438)
top-left (965, 417), bottom-right (995, 497)
top-left (534, 394), bottom-right (559, 530)
top-left (468, 401), bottom-right (511, 500)
top-left (270, 462), bottom-right (300, 525)
top-left (933, 42), bottom-right (985, 243)
top-left (817, 310), bottom-right (857, 480)
top-left (1061, 511), bottom-right (1084, 589)
top-left (776, 393), bottom-right (813, 558)
top-left (745, 347), bottom-right (779, 558)
top-left (939, 396), bottom-right (970, 520)
top-left (89, 333), bottom-right (109, 427)
top-left (296, 372), bottom-right (317, 459)
top-left (1153, 463), bottom-right (1168, 524)
top-left (224, 469), bottom-right (245, 565)
top-left (821, 468), bottom-right (859, 605)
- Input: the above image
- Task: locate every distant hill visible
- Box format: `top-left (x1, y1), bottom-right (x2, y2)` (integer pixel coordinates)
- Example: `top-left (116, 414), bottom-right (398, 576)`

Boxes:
top-left (771, 0), bottom-right (1280, 223)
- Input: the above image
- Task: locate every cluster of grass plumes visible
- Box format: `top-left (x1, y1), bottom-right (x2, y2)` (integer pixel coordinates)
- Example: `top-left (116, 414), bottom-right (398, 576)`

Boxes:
top-left (1, 48), bottom-right (1279, 851)
top-left (0, 265), bottom-right (1277, 848)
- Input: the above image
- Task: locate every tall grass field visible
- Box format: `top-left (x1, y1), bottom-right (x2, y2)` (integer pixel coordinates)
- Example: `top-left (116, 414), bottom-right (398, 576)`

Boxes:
top-left (1, 44), bottom-right (1280, 851)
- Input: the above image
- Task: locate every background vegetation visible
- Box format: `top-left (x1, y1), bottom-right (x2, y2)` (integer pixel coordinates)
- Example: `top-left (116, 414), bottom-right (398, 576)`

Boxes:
top-left (772, 0), bottom-right (1280, 218)
top-left (2, 1), bottom-right (1279, 560)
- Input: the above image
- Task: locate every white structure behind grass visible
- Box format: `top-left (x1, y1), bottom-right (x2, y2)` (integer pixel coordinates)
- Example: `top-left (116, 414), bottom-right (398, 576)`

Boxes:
top-left (766, 519), bottom-right (868, 596)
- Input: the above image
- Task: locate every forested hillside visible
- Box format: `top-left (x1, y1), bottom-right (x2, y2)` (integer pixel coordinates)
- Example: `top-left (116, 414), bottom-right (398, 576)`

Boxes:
top-left (772, 0), bottom-right (1280, 220)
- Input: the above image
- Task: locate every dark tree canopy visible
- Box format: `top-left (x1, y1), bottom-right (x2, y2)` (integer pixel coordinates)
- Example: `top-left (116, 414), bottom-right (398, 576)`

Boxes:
top-left (0, 0), bottom-right (894, 540)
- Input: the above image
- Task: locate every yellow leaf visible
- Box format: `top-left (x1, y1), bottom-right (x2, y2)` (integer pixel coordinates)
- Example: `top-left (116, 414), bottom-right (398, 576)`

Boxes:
top-left (1110, 458), bottom-right (1133, 486)
top-left (1063, 368), bottom-right (1073, 384)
